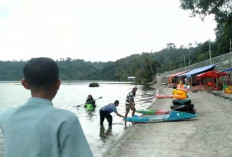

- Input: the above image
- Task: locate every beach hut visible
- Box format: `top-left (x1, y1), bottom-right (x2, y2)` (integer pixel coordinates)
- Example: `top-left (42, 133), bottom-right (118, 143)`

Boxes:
top-left (128, 76), bottom-right (136, 81)
top-left (195, 70), bottom-right (229, 91)
top-left (221, 67), bottom-right (232, 91)
top-left (167, 71), bottom-right (187, 88)
top-left (177, 64), bottom-right (216, 91)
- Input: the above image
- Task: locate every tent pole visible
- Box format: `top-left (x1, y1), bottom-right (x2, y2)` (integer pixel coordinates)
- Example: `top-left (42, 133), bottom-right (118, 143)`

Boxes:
top-left (200, 77), bottom-right (202, 91)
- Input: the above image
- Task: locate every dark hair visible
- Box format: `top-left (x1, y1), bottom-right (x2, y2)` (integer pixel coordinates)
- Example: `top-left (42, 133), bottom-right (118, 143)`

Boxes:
top-left (23, 57), bottom-right (59, 88)
top-left (114, 100), bottom-right (119, 104)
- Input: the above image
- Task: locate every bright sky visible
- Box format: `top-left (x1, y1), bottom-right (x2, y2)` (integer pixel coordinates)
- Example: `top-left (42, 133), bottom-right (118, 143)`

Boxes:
top-left (0, 0), bottom-right (216, 62)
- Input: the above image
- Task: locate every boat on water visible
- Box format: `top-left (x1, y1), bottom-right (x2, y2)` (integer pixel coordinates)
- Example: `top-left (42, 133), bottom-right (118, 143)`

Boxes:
top-left (85, 104), bottom-right (95, 111)
top-left (136, 109), bottom-right (170, 115)
top-left (125, 111), bottom-right (197, 123)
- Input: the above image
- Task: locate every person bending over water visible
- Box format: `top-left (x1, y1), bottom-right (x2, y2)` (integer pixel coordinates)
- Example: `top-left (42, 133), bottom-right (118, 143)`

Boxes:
top-left (99, 100), bottom-right (124, 126)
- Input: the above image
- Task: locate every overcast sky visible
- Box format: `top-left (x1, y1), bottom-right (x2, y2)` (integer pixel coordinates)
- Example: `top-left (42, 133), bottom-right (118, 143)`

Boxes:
top-left (0, 0), bottom-right (216, 62)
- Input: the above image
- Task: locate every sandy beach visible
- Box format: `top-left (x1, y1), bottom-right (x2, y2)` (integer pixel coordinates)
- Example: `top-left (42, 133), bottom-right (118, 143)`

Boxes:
top-left (104, 85), bottom-right (232, 157)
top-left (1, 85), bottom-right (232, 157)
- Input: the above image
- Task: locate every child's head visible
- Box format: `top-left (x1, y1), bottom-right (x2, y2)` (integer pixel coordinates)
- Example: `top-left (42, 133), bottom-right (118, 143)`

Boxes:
top-left (23, 57), bottom-right (59, 89)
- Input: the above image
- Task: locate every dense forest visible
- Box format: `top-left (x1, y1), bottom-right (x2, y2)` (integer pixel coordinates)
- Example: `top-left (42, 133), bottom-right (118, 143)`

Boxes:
top-left (0, 0), bottom-right (231, 83)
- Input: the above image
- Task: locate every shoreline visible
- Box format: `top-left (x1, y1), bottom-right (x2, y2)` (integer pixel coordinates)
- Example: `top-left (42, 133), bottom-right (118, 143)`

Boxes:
top-left (102, 85), bottom-right (159, 156)
top-left (104, 84), bottom-right (232, 157)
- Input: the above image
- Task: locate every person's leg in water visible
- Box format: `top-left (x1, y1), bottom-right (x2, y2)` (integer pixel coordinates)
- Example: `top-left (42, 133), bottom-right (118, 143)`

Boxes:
top-left (100, 110), bottom-right (105, 125)
top-left (105, 113), bottom-right (112, 126)
top-left (99, 125), bottom-right (105, 139)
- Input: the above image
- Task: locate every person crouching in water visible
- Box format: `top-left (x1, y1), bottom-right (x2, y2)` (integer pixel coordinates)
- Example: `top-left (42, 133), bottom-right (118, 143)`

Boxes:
top-left (99, 100), bottom-right (124, 126)
top-left (125, 86), bottom-right (137, 119)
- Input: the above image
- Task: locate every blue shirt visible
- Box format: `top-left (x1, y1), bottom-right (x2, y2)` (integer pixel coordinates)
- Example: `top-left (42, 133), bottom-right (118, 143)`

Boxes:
top-left (100, 103), bottom-right (118, 114)
top-left (0, 97), bottom-right (93, 157)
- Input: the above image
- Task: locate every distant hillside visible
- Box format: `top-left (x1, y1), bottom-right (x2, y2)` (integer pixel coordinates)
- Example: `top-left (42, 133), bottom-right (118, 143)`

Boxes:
top-left (1, 1), bottom-right (231, 83)
top-left (0, 39), bottom-right (231, 83)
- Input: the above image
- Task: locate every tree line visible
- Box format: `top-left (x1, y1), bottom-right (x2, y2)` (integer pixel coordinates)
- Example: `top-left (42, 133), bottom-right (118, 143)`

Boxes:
top-left (0, 0), bottom-right (231, 83)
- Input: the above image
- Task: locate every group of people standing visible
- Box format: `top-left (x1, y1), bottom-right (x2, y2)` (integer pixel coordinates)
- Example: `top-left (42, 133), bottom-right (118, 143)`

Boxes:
top-left (85, 86), bottom-right (138, 127)
top-left (0, 57), bottom-right (139, 157)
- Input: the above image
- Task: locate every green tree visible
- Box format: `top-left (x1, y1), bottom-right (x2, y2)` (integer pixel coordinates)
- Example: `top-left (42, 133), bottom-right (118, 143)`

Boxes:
top-left (180, 0), bottom-right (232, 20)
top-left (180, 0), bottom-right (232, 55)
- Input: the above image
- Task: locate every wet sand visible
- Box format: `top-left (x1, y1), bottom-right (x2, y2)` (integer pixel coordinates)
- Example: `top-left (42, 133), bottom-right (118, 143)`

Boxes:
top-left (104, 85), bottom-right (232, 157)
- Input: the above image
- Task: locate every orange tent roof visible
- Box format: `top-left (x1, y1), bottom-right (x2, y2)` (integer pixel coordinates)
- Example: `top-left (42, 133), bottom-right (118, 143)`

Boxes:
top-left (169, 71), bottom-right (187, 77)
top-left (168, 71), bottom-right (187, 84)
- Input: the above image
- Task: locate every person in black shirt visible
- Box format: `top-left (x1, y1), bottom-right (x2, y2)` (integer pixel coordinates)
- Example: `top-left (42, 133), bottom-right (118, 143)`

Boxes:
top-left (84, 94), bottom-right (96, 108)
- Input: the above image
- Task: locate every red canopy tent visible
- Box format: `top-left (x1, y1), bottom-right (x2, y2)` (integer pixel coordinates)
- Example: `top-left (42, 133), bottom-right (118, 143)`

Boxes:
top-left (195, 70), bottom-right (229, 90)
top-left (167, 71), bottom-right (187, 87)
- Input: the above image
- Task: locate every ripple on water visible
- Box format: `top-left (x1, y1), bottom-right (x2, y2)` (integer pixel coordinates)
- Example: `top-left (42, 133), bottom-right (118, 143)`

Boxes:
top-left (0, 82), bottom-right (157, 157)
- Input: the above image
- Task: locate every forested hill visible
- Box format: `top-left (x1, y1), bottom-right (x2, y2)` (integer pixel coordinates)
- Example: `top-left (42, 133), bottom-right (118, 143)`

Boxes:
top-left (0, 39), bottom-right (230, 83)
top-left (1, 0), bottom-right (231, 83)
top-left (0, 58), bottom-right (106, 81)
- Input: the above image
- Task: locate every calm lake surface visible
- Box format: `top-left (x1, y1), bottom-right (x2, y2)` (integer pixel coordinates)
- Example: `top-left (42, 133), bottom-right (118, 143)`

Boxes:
top-left (0, 81), bottom-right (156, 157)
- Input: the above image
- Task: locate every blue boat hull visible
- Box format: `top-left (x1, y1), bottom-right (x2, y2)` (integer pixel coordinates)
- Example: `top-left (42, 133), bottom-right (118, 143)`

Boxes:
top-left (125, 111), bottom-right (197, 123)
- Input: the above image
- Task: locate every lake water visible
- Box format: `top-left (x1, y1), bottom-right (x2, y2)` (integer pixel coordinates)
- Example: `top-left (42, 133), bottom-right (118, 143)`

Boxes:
top-left (0, 81), bottom-right (156, 157)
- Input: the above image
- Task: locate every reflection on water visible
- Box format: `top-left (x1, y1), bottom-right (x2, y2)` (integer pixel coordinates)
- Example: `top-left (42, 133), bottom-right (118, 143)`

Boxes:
top-left (0, 81), bottom-right (157, 157)
top-left (85, 110), bottom-right (96, 121)
top-left (99, 126), bottom-right (112, 143)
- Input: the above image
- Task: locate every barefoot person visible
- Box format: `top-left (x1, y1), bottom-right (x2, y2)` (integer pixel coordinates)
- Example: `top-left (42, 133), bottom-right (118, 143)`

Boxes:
top-left (125, 86), bottom-right (137, 119)
top-left (0, 57), bottom-right (93, 157)
top-left (99, 100), bottom-right (124, 126)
